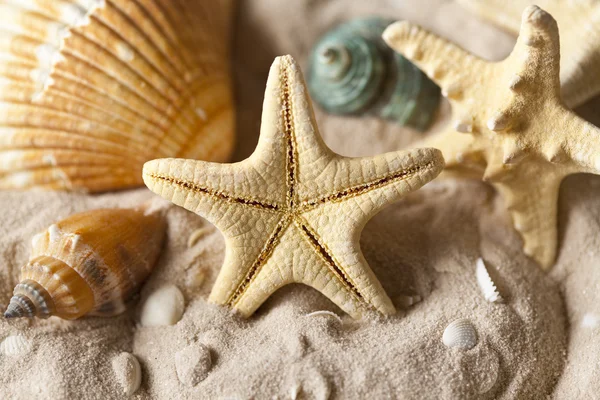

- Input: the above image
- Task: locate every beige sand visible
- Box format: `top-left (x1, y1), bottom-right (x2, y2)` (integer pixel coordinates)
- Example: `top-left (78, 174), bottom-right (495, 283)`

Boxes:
top-left (0, 0), bottom-right (597, 398)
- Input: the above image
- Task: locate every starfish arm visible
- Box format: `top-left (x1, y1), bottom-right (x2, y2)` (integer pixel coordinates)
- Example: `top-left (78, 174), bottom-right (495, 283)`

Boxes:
top-left (208, 213), bottom-right (290, 308)
top-left (295, 149), bottom-right (444, 315)
top-left (491, 164), bottom-right (564, 269)
top-left (299, 147), bottom-right (444, 213)
top-left (382, 21), bottom-right (489, 101)
top-left (295, 212), bottom-right (396, 316)
top-left (458, 0), bottom-right (600, 108)
top-left (509, 6), bottom-right (561, 95)
top-left (142, 158), bottom-right (285, 226)
top-left (486, 6), bottom-right (562, 136)
top-left (143, 158), bottom-right (286, 211)
top-left (229, 221), bottom-right (370, 319)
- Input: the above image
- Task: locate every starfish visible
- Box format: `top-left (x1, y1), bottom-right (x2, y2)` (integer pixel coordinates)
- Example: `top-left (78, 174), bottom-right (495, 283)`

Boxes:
top-left (383, 6), bottom-right (600, 269)
top-left (142, 55), bottom-right (444, 318)
top-left (456, 0), bottom-right (600, 108)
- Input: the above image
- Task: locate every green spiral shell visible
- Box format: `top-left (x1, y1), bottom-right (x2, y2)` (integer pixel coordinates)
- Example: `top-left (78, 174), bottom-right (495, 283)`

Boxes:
top-left (307, 17), bottom-right (440, 131)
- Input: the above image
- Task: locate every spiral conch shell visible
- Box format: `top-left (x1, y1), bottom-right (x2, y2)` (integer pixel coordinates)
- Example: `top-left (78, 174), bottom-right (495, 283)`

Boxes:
top-left (0, 0), bottom-right (235, 192)
top-left (4, 207), bottom-right (166, 319)
top-left (307, 17), bottom-right (440, 131)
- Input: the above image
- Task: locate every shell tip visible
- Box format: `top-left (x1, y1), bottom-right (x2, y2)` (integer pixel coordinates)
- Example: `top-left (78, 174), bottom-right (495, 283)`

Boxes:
top-left (4, 303), bottom-right (25, 319)
top-left (4, 296), bottom-right (34, 319)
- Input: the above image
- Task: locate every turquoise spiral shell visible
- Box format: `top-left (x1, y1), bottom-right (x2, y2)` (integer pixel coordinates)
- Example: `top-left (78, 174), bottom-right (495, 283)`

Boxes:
top-left (307, 17), bottom-right (440, 131)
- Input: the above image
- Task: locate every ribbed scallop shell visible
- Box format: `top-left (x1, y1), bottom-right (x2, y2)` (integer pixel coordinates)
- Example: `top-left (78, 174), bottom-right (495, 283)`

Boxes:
top-left (5, 207), bottom-right (166, 319)
top-left (307, 17), bottom-right (440, 131)
top-left (0, 0), bottom-right (235, 192)
top-left (442, 319), bottom-right (478, 350)
top-left (0, 334), bottom-right (32, 356)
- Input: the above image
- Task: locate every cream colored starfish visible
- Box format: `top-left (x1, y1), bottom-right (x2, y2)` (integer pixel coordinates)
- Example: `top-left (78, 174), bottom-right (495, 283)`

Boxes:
top-left (143, 55), bottom-right (444, 318)
top-left (384, 6), bottom-right (600, 269)
top-left (456, 0), bottom-right (600, 108)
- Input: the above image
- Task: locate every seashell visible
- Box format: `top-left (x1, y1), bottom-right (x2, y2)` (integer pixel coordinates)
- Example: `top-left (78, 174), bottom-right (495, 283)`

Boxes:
top-left (396, 294), bottom-right (422, 308)
top-left (307, 17), bottom-right (440, 131)
top-left (475, 258), bottom-right (502, 303)
top-left (175, 343), bottom-right (212, 387)
top-left (4, 207), bottom-right (166, 319)
top-left (582, 313), bottom-right (599, 329)
top-left (442, 319), bottom-right (478, 350)
top-left (139, 284), bottom-right (185, 327)
top-left (112, 352), bottom-right (142, 396)
top-left (0, 334), bottom-right (32, 356)
top-left (304, 310), bottom-right (343, 325)
top-left (0, 0), bottom-right (235, 192)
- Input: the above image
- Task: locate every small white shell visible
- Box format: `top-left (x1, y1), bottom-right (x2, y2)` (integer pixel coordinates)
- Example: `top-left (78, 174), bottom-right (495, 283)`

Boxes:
top-left (0, 334), bottom-right (32, 356)
top-left (304, 310), bottom-right (343, 325)
top-left (476, 258), bottom-right (502, 303)
top-left (582, 313), bottom-right (599, 328)
top-left (139, 285), bottom-right (185, 327)
top-left (396, 294), bottom-right (423, 308)
top-left (175, 343), bottom-right (212, 387)
top-left (442, 319), bottom-right (478, 350)
top-left (112, 352), bottom-right (142, 397)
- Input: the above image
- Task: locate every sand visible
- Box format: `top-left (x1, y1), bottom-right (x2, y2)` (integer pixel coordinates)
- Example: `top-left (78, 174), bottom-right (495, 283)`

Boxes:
top-left (0, 0), bottom-right (598, 398)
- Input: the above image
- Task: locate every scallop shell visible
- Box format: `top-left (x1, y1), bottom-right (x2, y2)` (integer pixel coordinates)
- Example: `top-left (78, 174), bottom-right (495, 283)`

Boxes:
top-left (0, 334), bottom-right (32, 356)
top-left (476, 258), bottom-right (502, 303)
top-left (307, 17), bottom-right (440, 131)
top-left (175, 343), bottom-right (212, 387)
top-left (0, 0), bottom-right (235, 192)
top-left (139, 284), bottom-right (185, 327)
top-left (112, 352), bottom-right (142, 396)
top-left (4, 207), bottom-right (166, 319)
top-left (442, 319), bottom-right (478, 350)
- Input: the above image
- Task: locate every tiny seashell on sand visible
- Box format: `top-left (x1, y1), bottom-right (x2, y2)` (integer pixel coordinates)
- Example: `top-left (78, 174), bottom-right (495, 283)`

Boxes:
top-left (4, 207), bottom-right (166, 320)
top-left (442, 319), bottom-right (478, 350)
top-left (305, 310), bottom-right (343, 325)
top-left (185, 268), bottom-right (208, 291)
top-left (0, 334), bottom-right (32, 356)
top-left (476, 258), bottom-right (502, 303)
top-left (175, 343), bottom-right (212, 387)
top-left (396, 294), bottom-right (423, 308)
top-left (139, 285), bottom-right (185, 327)
top-left (112, 352), bottom-right (142, 397)
top-left (582, 313), bottom-right (599, 328)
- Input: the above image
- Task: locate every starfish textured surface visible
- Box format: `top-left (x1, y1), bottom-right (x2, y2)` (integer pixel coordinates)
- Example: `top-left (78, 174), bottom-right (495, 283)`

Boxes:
top-left (143, 56), bottom-right (444, 318)
top-left (384, 6), bottom-right (600, 269)
top-left (456, 0), bottom-right (600, 108)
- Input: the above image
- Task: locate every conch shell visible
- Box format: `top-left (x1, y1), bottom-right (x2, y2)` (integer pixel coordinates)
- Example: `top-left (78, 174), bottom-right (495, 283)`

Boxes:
top-left (4, 207), bottom-right (166, 319)
top-left (0, 0), bottom-right (235, 192)
top-left (307, 17), bottom-right (440, 130)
